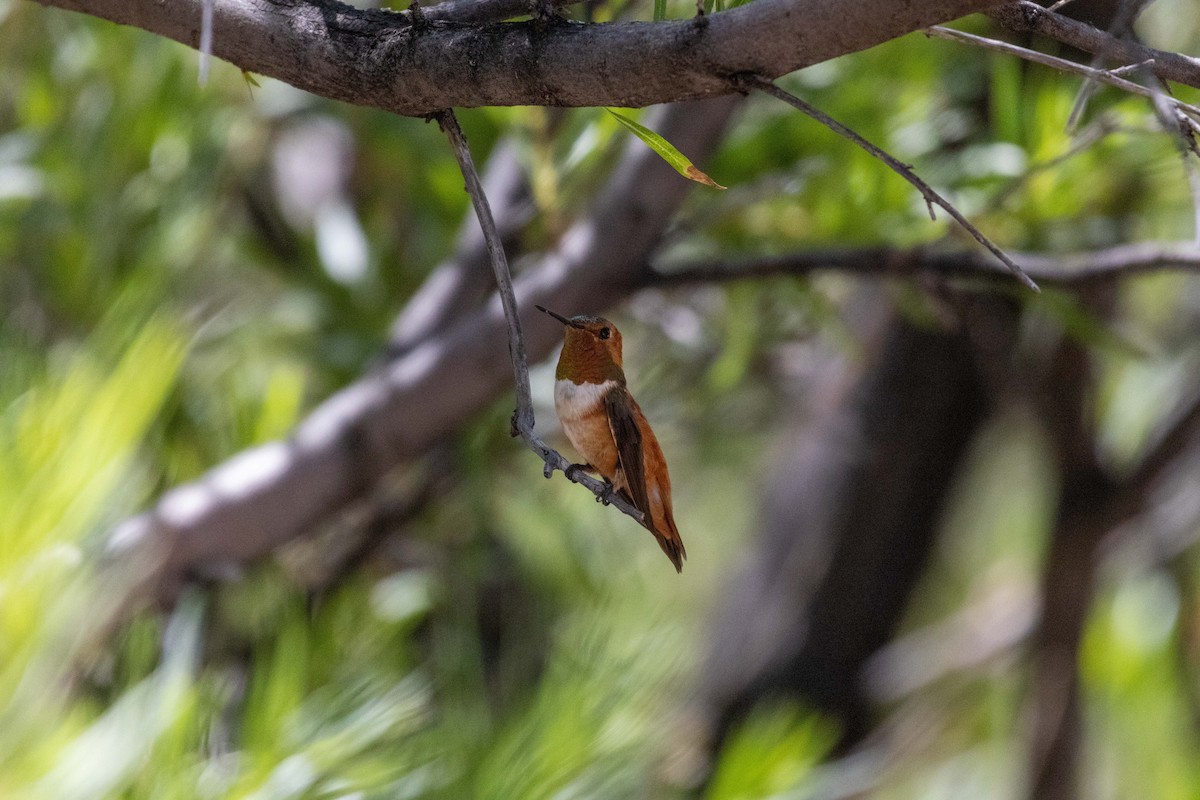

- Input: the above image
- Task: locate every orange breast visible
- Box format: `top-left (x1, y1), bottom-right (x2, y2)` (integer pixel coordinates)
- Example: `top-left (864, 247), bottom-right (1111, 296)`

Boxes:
top-left (554, 379), bottom-right (620, 478)
top-left (563, 409), bottom-right (620, 478)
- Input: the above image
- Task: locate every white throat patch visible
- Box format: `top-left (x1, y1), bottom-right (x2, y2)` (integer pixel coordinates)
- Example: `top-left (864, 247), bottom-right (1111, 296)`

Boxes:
top-left (554, 379), bottom-right (616, 419)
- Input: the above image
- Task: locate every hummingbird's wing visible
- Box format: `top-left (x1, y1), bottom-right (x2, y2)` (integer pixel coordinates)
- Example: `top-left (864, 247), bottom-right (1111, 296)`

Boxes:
top-left (603, 386), bottom-right (652, 522)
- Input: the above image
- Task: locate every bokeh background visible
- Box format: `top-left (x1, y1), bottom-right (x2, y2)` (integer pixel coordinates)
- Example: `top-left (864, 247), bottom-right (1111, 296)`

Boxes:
top-left (3, 0), bottom-right (1200, 797)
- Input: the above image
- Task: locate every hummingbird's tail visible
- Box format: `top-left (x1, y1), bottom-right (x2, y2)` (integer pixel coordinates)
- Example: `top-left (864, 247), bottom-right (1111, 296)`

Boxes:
top-left (652, 505), bottom-right (687, 574)
top-left (615, 485), bottom-right (688, 572)
top-left (655, 528), bottom-right (687, 573)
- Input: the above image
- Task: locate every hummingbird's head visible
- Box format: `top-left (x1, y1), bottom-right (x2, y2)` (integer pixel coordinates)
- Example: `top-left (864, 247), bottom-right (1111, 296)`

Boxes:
top-left (536, 305), bottom-right (624, 382)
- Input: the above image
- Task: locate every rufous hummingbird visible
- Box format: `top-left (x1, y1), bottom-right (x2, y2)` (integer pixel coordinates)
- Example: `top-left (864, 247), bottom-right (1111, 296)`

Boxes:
top-left (536, 305), bottom-right (687, 572)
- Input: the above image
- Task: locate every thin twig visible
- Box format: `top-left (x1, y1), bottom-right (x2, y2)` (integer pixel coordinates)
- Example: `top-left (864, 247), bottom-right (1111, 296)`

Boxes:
top-left (1142, 57), bottom-right (1200, 239)
top-left (1066, 67), bottom-right (1102, 133)
top-left (743, 75), bottom-right (1040, 292)
top-left (991, 1), bottom-right (1200, 93)
top-left (1109, 60), bottom-right (1157, 78)
top-left (1063, 0), bottom-right (1149, 132)
top-left (1145, 79), bottom-right (1200, 246)
top-left (434, 109), bottom-right (645, 525)
top-left (434, 111), bottom-right (534, 430)
top-left (1067, 60), bottom-right (1152, 130)
top-left (926, 25), bottom-right (1200, 122)
top-left (990, 114), bottom-right (1126, 211)
top-left (198, 0), bottom-right (213, 85)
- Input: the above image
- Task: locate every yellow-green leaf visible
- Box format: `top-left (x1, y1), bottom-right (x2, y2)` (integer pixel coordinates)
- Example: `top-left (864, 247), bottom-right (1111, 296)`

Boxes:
top-left (605, 108), bottom-right (725, 189)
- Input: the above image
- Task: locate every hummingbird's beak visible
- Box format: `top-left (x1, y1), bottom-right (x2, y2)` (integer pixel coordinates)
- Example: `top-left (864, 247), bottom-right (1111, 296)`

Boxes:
top-left (535, 305), bottom-right (583, 329)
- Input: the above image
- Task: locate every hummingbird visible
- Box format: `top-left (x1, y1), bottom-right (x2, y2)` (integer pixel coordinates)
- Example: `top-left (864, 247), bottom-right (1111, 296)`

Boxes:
top-left (536, 305), bottom-right (687, 572)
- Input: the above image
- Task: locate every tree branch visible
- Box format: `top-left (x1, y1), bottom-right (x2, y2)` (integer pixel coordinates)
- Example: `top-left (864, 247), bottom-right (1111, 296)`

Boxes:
top-left (648, 241), bottom-right (1200, 286)
top-left (744, 75), bottom-right (1039, 291)
top-left (436, 111), bottom-right (534, 435)
top-left (388, 110), bottom-right (572, 356)
top-left (863, 576), bottom-right (1037, 703)
top-left (29, 0), bottom-right (1003, 116)
top-left (435, 109), bottom-right (645, 524)
top-left (927, 24), bottom-right (1200, 120)
top-left (388, 135), bottom-right (536, 355)
top-left (1116, 389), bottom-right (1200, 511)
top-left (991, 1), bottom-right (1200, 92)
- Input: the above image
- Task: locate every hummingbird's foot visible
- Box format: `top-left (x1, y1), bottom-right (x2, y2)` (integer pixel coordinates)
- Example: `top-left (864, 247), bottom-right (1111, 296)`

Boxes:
top-left (564, 462), bottom-right (595, 482)
top-left (509, 410), bottom-right (519, 438)
top-left (693, 0), bottom-right (708, 24)
top-left (596, 484), bottom-right (616, 506)
top-left (592, 477), bottom-right (619, 506)
top-left (564, 463), bottom-right (614, 504)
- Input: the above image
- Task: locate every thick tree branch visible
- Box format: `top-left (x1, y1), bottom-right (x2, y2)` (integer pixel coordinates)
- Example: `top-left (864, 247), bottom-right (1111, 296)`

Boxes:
top-left (29, 0), bottom-right (1003, 116)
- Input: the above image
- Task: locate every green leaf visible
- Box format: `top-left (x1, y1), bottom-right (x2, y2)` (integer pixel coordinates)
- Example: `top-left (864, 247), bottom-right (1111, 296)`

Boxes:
top-left (653, 0), bottom-right (667, 19)
top-left (604, 108), bottom-right (726, 189)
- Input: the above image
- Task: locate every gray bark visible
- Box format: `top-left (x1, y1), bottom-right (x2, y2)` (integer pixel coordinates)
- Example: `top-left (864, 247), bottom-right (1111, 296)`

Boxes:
top-left (31, 0), bottom-right (1003, 116)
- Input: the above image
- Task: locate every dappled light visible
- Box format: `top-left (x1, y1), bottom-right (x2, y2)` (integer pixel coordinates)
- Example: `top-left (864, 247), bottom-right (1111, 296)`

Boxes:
top-left (3, 0), bottom-right (1200, 798)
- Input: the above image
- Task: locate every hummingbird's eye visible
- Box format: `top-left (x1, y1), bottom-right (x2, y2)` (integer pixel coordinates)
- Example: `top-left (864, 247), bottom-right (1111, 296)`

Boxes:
top-left (598, 327), bottom-right (611, 340)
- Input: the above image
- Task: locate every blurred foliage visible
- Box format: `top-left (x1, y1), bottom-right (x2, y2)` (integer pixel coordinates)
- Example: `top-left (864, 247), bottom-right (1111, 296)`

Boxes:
top-left (3, 0), bottom-right (1200, 797)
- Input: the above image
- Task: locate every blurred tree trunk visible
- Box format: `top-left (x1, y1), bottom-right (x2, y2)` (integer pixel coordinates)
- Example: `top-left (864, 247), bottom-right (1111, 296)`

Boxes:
top-left (1022, 334), bottom-right (1103, 800)
top-left (695, 279), bottom-right (1197, 798)
top-left (697, 288), bottom-right (1018, 756)
top-left (1017, 282), bottom-right (1200, 800)
top-left (1022, 290), bottom-right (1119, 800)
